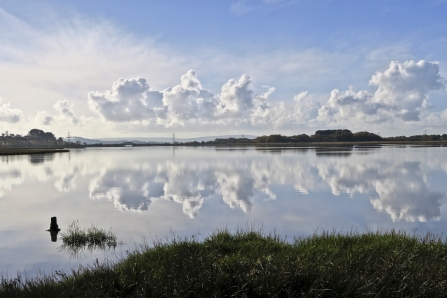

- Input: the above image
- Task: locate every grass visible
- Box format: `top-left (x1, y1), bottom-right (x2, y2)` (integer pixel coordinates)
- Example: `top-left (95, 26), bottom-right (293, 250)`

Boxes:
top-left (2, 228), bottom-right (447, 297)
top-left (58, 221), bottom-right (121, 257)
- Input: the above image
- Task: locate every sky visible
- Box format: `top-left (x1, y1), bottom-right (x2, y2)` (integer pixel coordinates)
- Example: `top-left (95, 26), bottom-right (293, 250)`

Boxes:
top-left (0, 0), bottom-right (446, 138)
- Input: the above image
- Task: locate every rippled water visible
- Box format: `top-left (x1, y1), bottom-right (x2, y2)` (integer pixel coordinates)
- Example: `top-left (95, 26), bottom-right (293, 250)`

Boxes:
top-left (1, 146), bottom-right (447, 276)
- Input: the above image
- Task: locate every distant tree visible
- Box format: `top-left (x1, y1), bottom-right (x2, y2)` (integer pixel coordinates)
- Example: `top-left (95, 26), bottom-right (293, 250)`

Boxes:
top-left (311, 129), bottom-right (353, 142)
top-left (290, 134), bottom-right (310, 142)
top-left (427, 135), bottom-right (441, 141)
top-left (314, 129), bottom-right (352, 136)
top-left (333, 130), bottom-right (354, 141)
top-left (235, 138), bottom-right (251, 143)
top-left (254, 136), bottom-right (268, 143)
top-left (353, 131), bottom-right (382, 141)
top-left (213, 138), bottom-right (228, 144)
top-left (265, 134), bottom-right (287, 143)
top-left (44, 132), bottom-right (56, 141)
top-left (28, 129), bottom-right (56, 141)
top-left (28, 129), bottom-right (46, 139)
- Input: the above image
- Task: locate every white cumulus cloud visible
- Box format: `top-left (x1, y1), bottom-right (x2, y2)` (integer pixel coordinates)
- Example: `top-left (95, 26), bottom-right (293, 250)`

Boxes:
top-left (217, 74), bottom-right (254, 118)
top-left (25, 60), bottom-right (444, 135)
top-left (53, 100), bottom-right (79, 124)
top-left (88, 77), bottom-right (164, 123)
top-left (88, 70), bottom-right (276, 130)
top-left (34, 111), bottom-right (53, 125)
top-left (0, 98), bottom-right (22, 123)
top-left (160, 70), bottom-right (217, 127)
top-left (318, 60), bottom-right (445, 124)
top-left (256, 91), bottom-right (321, 128)
top-left (81, 60), bottom-right (446, 133)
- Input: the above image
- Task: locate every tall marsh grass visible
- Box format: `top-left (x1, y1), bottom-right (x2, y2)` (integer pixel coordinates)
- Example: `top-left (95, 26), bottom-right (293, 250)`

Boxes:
top-left (58, 221), bottom-right (121, 256)
top-left (2, 228), bottom-right (447, 297)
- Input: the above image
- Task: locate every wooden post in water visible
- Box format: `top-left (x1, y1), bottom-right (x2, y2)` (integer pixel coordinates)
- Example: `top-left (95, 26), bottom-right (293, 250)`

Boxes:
top-left (49, 230), bottom-right (58, 242)
top-left (47, 216), bottom-right (61, 242)
top-left (50, 217), bottom-right (60, 231)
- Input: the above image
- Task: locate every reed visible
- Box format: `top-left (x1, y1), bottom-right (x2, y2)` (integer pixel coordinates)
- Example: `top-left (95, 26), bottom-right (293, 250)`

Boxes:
top-left (2, 228), bottom-right (447, 297)
top-left (58, 221), bottom-right (120, 256)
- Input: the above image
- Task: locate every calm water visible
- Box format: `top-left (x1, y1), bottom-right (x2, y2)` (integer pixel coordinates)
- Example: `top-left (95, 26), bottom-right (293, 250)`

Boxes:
top-left (1, 146), bottom-right (447, 277)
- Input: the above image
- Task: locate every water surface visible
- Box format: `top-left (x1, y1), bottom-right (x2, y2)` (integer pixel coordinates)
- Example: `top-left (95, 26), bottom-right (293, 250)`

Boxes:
top-left (1, 146), bottom-right (447, 276)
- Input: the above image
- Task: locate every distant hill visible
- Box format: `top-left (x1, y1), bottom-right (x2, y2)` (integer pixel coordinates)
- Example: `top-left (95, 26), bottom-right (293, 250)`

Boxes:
top-left (62, 137), bottom-right (157, 145)
top-left (64, 135), bottom-right (258, 145)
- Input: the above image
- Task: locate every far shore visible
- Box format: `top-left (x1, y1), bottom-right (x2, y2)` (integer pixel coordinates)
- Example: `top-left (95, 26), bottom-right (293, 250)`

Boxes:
top-left (84, 140), bottom-right (447, 147)
top-left (193, 140), bottom-right (447, 147)
top-left (0, 140), bottom-right (446, 156)
top-left (0, 148), bottom-right (69, 156)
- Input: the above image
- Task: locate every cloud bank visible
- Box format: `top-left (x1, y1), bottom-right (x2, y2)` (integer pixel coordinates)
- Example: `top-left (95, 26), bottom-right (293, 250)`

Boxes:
top-left (1, 7), bottom-right (447, 137)
top-left (84, 60), bottom-right (446, 133)
top-left (88, 70), bottom-right (275, 129)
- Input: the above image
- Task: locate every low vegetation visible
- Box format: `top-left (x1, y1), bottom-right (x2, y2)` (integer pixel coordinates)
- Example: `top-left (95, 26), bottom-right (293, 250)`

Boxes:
top-left (58, 221), bottom-right (121, 257)
top-left (184, 129), bottom-right (447, 145)
top-left (3, 228), bottom-right (447, 297)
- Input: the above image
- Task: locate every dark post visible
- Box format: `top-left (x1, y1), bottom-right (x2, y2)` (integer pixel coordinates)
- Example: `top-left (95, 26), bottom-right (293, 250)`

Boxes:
top-left (50, 217), bottom-right (60, 231)
top-left (50, 230), bottom-right (58, 242)
top-left (47, 216), bottom-right (61, 242)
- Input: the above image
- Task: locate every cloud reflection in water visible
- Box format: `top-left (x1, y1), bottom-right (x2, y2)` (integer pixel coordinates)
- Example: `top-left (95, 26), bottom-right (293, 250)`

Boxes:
top-left (85, 148), bottom-right (447, 222)
top-left (0, 147), bottom-right (446, 222)
top-left (89, 161), bottom-right (276, 218)
top-left (0, 169), bottom-right (22, 198)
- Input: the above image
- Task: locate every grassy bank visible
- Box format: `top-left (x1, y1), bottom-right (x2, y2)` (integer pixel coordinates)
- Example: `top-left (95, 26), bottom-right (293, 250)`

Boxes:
top-left (2, 229), bottom-right (447, 297)
top-left (0, 148), bottom-right (69, 156)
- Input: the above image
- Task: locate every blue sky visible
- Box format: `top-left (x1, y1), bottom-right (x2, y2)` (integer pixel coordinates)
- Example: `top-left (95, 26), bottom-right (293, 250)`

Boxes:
top-left (0, 0), bottom-right (446, 138)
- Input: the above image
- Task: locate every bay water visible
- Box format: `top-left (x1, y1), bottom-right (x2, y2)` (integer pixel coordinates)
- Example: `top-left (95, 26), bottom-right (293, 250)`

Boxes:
top-left (1, 145), bottom-right (447, 277)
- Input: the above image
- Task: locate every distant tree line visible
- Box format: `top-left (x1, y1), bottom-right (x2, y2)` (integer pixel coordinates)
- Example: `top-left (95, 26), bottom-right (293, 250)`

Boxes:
top-left (183, 129), bottom-right (447, 145)
top-left (386, 134), bottom-right (447, 141)
top-left (253, 130), bottom-right (383, 143)
top-left (2, 128), bottom-right (447, 147)
top-left (0, 129), bottom-right (64, 147)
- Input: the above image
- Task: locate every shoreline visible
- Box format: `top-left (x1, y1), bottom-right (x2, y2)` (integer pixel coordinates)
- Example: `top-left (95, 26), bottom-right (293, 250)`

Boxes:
top-left (85, 140), bottom-right (447, 147)
top-left (0, 140), bottom-right (445, 155)
top-left (0, 148), bottom-right (70, 156)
